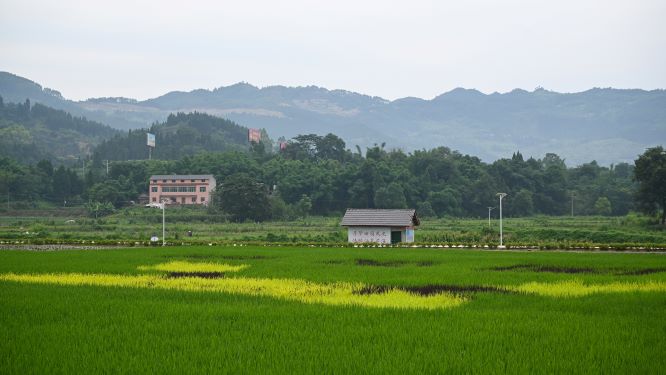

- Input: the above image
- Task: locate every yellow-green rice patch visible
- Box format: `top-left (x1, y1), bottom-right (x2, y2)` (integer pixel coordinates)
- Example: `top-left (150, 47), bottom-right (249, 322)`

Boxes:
top-left (0, 272), bottom-right (467, 310)
top-left (511, 279), bottom-right (666, 297)
top-left (3, 260), bottom-right (665, 310)
top-left (137, 261), bottom-right (249, 273)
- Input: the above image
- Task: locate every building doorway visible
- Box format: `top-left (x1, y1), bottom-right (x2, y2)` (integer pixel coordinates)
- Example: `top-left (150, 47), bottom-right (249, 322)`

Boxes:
top-left (391, 231), bottom-right (402, 244)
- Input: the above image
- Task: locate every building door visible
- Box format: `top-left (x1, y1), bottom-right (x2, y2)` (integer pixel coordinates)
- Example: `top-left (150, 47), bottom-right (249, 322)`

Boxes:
top-left (391, 231), bottom-right (402, 244)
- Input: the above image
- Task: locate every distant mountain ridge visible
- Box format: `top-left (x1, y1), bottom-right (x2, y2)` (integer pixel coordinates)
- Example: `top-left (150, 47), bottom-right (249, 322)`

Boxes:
top-left (1, 71), bottom-right (664, 165)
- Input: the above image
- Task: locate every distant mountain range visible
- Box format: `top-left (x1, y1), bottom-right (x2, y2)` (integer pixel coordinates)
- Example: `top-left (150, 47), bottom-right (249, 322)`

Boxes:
top-left (1, 71), bottom-right (664, 166)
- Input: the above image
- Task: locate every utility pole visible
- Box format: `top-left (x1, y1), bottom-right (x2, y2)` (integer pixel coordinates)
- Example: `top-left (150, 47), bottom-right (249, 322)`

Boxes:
top-left (105, 160), bottom-right (109, 176)
top-left (487, 206), bottom-right (495, 227)
top-left (147, 133), bottom-right (155, 160)
top-left (161, 200), bottom-right (166, 246)
top-left (497, 193), bottom-right (507, 248)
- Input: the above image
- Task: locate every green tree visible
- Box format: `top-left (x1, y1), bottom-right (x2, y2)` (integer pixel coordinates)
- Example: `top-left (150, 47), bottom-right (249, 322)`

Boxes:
top-left (429, 188), bottom-right (461, 217)
top-left (269, 195), bottom-right (292, 220)
top-left (374, 182), bottom-right (407, 209)
top-left (88, 181), bottom-right (119, 207)
top-left (416, 201), bottom-right (436, 218)
top-left (295, 194), bottom-right (313, 218)
top-left (634, 146), bottom-right (666, 224)
top-left (316, 133), bottom-right (347, 161)
top-left (594, 197), bottom-right (612, 216)
top-left (250, 141), bottom-right (267, 158)
top-left (217, 173), bottom-right (270, 222)
top-left (52, 166), bottom-right (72, 203)
top-left (512, 189), bottom-right (534, 217)
top-left (85, 201), bottom-right (115, 218)
top-left (283, 134), bottom-right (320, 160)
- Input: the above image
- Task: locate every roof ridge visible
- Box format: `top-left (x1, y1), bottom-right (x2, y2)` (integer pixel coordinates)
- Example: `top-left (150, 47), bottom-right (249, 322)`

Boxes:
top-left (341, 208), bottom-right (419, 227)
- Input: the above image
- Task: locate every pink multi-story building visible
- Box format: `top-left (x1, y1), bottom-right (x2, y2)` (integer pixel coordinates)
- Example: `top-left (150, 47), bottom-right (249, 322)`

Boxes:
top-left (148, 174), bottom-right (216, 205)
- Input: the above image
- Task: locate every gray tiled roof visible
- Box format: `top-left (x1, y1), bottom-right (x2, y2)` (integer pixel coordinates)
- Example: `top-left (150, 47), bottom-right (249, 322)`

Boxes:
top-left (340, 209), bottom-right (419, 227)
top-left (150, 175), bottom-right (215, 180)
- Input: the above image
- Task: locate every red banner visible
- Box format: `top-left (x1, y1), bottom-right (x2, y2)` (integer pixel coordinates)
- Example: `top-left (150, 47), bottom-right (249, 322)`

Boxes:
top-left (248, 128), bottom-right (261, 143)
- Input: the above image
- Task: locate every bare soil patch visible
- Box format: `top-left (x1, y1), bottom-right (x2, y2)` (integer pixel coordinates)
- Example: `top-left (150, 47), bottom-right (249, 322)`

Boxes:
top-left (354, 259), bottom-right (436, 267)
top-left (166, 272), bottom-right (225, 279)
top-left (616, 267), bottom-right (666, 276)
top-left (355, 284), bottom-right (508, 296)
top-left (489, 264), bottom-right (666, 275)
top-left (355, 259), bottom-right (408, 267)
top-left (490, 264), bottom-right (599, 274)
top-left (163, 254), bottom-right (270, 260)
top-left (322, 259), bottom-right (347, 265)
top-left (0, 244), bottom-right (125, 251)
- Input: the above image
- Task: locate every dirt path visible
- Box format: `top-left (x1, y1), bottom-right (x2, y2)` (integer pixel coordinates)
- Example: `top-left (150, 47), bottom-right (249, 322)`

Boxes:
top-left (0, 244), bottom-right (142, 251)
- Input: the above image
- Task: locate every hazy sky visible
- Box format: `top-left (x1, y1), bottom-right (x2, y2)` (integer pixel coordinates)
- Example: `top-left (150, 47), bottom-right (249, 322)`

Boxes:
top-left (1, 0), bottom-right (665, 101)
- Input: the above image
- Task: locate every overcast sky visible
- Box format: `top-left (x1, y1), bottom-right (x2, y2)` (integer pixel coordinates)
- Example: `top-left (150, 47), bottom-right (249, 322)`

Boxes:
top-left (1, 0), bottom-right (664, 101)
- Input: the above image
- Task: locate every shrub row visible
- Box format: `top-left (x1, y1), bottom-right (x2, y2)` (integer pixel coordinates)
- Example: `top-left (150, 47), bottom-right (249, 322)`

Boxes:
top-left (2, 238), bottom-right (666, 251)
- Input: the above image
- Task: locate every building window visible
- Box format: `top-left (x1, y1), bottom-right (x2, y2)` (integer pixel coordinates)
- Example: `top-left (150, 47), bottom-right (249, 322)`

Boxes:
top-left (181, 179), bottom-right (185, 182)
top-left (151, 187), bottom-right (157, 192)
top-left (181, 197), bottom-right (186, 204)
top-left (152, 197), bottom-right (156, 202)
top-left (200, 197), bottom-right (205, 202)
top-left (191, 179), bottom-right (195, 182)
top-left (162, 179), bottom-right (166, 183)
top-left (172, 179), bottom-right (176, 183)
top-left (200, 187), bottom-right (206, 192)
top-left (201, 179), bottom-right (206, 182)
top-left (191, 197), bottom-right (196, 203)
top-left (161, 186), bottom-right (196, 193)
top-left (152, 180), bottom-right (157, 183)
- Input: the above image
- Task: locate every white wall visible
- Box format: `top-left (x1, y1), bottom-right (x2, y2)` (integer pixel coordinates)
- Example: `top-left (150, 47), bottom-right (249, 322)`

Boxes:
top-left (347, 227), bottom-right (391, 244)
top-left (405, 228), bottom-right (414, 243)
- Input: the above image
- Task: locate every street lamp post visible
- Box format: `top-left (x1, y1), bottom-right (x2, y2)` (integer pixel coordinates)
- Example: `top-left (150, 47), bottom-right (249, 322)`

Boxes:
top-left (497, 193), bottom-right (507, 248)
top-left (487, 206), bottom-right (495, 227)
top-left (161, 199), bottom-right (167, 246)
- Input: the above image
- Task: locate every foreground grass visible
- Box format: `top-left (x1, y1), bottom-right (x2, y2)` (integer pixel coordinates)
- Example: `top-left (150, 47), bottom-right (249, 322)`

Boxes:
top-left (1, 246), bottom-right (666, 373)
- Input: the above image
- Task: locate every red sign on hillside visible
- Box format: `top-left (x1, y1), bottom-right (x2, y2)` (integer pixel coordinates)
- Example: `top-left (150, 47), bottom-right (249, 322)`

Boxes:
top-left (248, 128), bottom-right (261, 143)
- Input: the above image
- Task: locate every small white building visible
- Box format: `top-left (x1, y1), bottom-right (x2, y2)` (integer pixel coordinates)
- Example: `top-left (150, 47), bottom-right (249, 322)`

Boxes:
top-left (340, 209), bottom-right (420, 244)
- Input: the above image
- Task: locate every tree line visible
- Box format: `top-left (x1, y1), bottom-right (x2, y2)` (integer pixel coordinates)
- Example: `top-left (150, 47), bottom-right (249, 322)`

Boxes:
top-left (2, 131), bottom-right (659, 222)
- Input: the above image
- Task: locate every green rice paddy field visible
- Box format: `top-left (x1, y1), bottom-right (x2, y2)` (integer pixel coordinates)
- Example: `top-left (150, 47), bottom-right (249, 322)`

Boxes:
top-left (1, 246), bottom-right (666, 373)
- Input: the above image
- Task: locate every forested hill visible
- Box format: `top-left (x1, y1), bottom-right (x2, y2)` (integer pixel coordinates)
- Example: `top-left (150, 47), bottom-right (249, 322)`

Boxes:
top-left (2, 71), bottom-right (665, 165)
top-left (92, 112), bottom-right (255, 162)
top-left (0, 96), bottom-right (119, 164)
